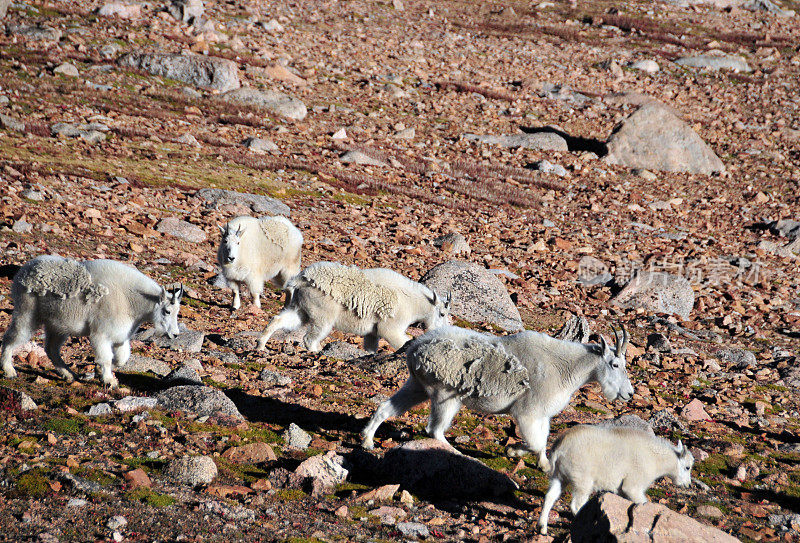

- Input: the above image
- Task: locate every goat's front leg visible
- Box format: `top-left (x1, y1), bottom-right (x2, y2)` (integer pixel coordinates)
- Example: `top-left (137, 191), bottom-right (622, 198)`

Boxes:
top-left (509, 415), bottom-right (551, 471)
top-left (246, 277), bottom-right (264, 309)
top-left (377, 324), bottom-right (412, 350)
top-left (361, 377), bottom-right (428, 450)
top-left (230, 282), bottom-right (242, 311)
top-left (45, 332), bottom-right (75, 382)
top-left (621, 480), bottom-right (649, 504)
top-left (91, 336), bottom-right (118, 388)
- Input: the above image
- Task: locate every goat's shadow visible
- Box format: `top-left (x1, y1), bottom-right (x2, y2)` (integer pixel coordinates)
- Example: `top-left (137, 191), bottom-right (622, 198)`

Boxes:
top-left (520, 125), bottom-right (608, 156)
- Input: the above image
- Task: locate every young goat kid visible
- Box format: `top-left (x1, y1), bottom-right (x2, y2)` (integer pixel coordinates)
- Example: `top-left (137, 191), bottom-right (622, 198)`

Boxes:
top-left (361, 324), bottom-right (634, 471)
top-left (0, 255), bottom-right (183, 388)
top-left (217, 215), bottom-right (303, 310)
top-left (538, 424), bottom-right (694, 534)
top-left (257, 261), bottom-right (450, 352)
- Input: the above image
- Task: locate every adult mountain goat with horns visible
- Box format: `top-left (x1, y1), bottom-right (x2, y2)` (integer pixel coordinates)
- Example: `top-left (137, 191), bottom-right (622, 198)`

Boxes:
top-left (361, 324), bottom-right (634, 471)
top-left (257, 261), bottom-right (451, 352)
top-left (217, 215), bottom-right (303, 310)
top-left (0, 255), bottom-right (183, 388)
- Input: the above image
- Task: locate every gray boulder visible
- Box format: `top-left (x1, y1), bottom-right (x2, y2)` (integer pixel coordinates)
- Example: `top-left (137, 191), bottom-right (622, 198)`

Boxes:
top-left (714, 348), bottom-right (757, 369)
top-left (118, 354), bottom-right (172, 377)
top-left (166, 455), bottom-right (217, 486)
top-left (555, 315), bottom-right (592, 343)
top-left (1, 114), bottom-right (25, 132)
top-left (284, 423), bottom-right (311, 449)
top-left (156, 385), bottom-right (243, 420)
top-left (769, 219), bottom-right (800, 240)
top-left (196, 188), bottom-right (290, 216)
top-left (7, 24), bottom-right (62, 41)
top-left (421, 260), bottom-right (523, 331)
top-left (676, 54), bottom-right (751, 72)
top-left (320, 341), bottom-right (369, 360)
top-left (382, 438), bottom-right (517, 498)
top-left (0, 386), bottom-right (37, 411)
top-left (463, 132), bottom-right (568, 151)
top-left (164, 365), bottom-right (203, 385)
top-left (156, 217), bottom-right (207, 243)
top-left (259, 368), bottom-right (292, 386)
top-left (743, 0), bottom-right (794, 16)
top-left (571, 492), bottom-right (741, 542)
top-left (153, 328), bottom-right (205, 353)
top-left (220, 88), bottom-right (307, 121)
top-left (610, 271), bottom-right (695, 320)
top-left (604, 103), bottom-right (725, 175)
top-left (294, 451), bottom-right (349, 495)
top-left (118, 53), bottom-right (240, 93)
top-left (167, 0), bottom-right (204, 23)
top-left (244, 137), bottom-right (278, 152)
top-left (338, 150), bottom-right (387, 167)
top-left (432, 233), bottom-right (471, 257)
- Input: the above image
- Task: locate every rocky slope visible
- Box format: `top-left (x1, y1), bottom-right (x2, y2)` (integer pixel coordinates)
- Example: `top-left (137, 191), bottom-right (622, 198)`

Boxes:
top-left (0, 0), bottom-right (799, 541)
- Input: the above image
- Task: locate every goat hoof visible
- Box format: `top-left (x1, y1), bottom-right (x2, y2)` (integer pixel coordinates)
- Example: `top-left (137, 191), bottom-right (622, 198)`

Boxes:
top-left (104, 378), bottom-right (119, 389)
top-left (361, 438), bottom-right (374, 450)
top-left (539, 526), bottom-right (548, 536)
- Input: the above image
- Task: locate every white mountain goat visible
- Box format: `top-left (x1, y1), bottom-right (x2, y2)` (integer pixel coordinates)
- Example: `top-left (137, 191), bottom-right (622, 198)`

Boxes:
top-left (0, 255), bottom-right (183, 388)
top-left (217, 215), bottom-right (303, 310)
top-left (538, 424), bottom-right (694, 535)
top-left (361, 324), bottom-right (634, 471)
top-left (256, 261), bottom-right (451, 353)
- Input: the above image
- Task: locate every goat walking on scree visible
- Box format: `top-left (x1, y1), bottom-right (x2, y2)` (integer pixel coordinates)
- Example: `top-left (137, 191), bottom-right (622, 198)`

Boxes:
top-left (361, 324), bottom-right (634, 471)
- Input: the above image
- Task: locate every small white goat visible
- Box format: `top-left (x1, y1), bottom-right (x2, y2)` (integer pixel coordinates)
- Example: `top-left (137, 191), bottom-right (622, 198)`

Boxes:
top-left (257, 261), bottom-right (451, 352)
top-left (217, 215), bottom-right (303, 310)
top-left (0, 255), bottom-right (183, 388)
top-left (538, 424), bottom-right (694, 534)
top-left (361, 324), bottom-right (634, 471)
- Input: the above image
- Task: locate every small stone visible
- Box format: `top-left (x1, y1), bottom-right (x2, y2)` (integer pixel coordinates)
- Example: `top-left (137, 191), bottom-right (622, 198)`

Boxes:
top-left (87, 403), bottom-right (113, 416)
top-left (399, 489), bottom-right (414, 505)
top-left (714, 348), bottom-right (757, 369)
top-left (647, 333), bottom-right (672, 352)
top-left (396, 522), bottom-right (430, 539)
top-left (166, 455), bottom-right (218, 486)
top-left (114, 396), bottom-right (158, 412)
top-left (156, 217), bottom-right (206, 243)
top-left (331, 128), bottom-right (347, 140)
top-left (394, 127), bottom-right (415, 139)
top-left (222, 442), bottom-right (277, 464)
top-left (176, 133), bottom-right (201, 148)
top-left (54, 63), bottom-right (79, 77)
top-left (676, 54), bottom-right (751, 73)
top-left (164, 366), bottom-right (203, 386)
top-left (262, 19), bottom-right (284, 32)
top-left (106, 516), bottom-right (127, 530)
top-left (0, 114), bottom-right (26, 132)
top-left (681, 399), bottom-right (711, 422)
top-left (630, 59), bottom-right (659, 73)
top-left (339, 150), bottom-right (387, 167)
top-left (12, 220), bottom-right (33, 233)
top-left (320, 341), bottom-right (368, 360)
top-left (123, 468), bottom-right (151, 489)
top-left (284, 423), bottom-right (312, 449)
top-left (98, 2), bottom-right (141, 19)
top-left (259, 368), bottom-right (292, 386)
top-left (432, 233), bottom-right (471, 257)
top-left (66, 498), bottom-right (87, 507)
top-left (335, 505), bottom-right (348, 517)
top-left (244, 137), bottom-right (278, 152)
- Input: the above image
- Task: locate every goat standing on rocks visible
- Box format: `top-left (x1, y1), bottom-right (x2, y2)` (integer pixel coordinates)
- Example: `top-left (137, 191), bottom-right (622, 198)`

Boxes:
top-left (538, 424), bottom-right (694, 534)
top-left (361, 324), bottom-right (634, 471)
top-left (257, 261), bottom-right (450, 352)
top-left (0, 255), bottom-right (183, 388)
top-left (217, 215), bottom-right (303, 310)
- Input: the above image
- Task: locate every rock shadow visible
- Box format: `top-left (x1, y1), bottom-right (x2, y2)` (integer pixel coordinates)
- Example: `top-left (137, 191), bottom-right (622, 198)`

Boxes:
top-left (520, 125), bottom-right (608, 156)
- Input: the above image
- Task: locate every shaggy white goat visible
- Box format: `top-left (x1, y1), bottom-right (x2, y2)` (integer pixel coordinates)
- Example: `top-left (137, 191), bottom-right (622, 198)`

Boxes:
top-left (538, 424), bottom-right (694, 534)
top-left (0, 255), bottom-right (183, 388)
top-left (217, 215), bottom-right (303, 310)
top-left (361, 324), bottom-right (634, 471)
top-left (256, 261), bottom-right (451, 352)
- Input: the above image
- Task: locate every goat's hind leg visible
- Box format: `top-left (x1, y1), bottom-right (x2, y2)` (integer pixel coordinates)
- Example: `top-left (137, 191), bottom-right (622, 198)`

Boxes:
top-left (112, 340), bottom-right (131, 368)
top-left (257, 308), bottom-right (303, 350)
top-left (0, 307), bottom-right (37, 379)
top-left (91, 336), bottom-right (117, 388)
top-left (538, 477), bottom-right (563, 535)
top-left (361, 377), bottom-right (428, 450)
top-left (45, 332), bottom-right (75, 382)
top-left (509, 415), bottom-right (551, 471)
top-left (426, 395), bottom-right (462, 452)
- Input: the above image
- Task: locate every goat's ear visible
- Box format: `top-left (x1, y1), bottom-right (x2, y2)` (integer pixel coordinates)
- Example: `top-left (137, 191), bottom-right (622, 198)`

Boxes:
top-left (159, 286), bottom-right (168, 304)
top-left (445, 291), bottom-right (452, 309)
top-left (235, 224), bottom-right (243, 236)
top-left (173, 283), bottom-right (185, 302)
top-left (598, 335), bottom-right (611, 357)
top-left (432, 290), bottom-right (439, 305)
top-left (675, 440), bottom-right (685, 455)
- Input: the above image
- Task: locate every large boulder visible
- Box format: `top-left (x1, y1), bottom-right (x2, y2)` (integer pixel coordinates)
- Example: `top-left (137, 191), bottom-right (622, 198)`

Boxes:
top-left (155, 217), bottom-right (207, 243)
top-left (166, 455), bottom-right (218, 486)
top-left (463, 132), bottom-right (568, 151)
top-left (156, 385), bottom-right (243, 420)
top-left (610, 271), bottom-right (695, 320)
top-left (570, 492), bottom-right (741, 542)
top-left (196, 188), bottom-right (290, 216)
top-left (220, 88), bottom-right (307, 121)
top-left (381, 438), bottom-right (517, 499)
top-left (118, 53), bottom-right (240, 93)
top-left (421, 261), bottom-right (523, 331)
top-left (604, 103), bottom-right (725, 175)
top-left (294, 451), bottom-right (349, 496)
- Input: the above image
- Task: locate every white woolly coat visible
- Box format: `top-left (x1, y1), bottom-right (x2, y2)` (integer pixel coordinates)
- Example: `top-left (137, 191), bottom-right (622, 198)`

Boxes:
top-left (218, 215), bottom-right (303, 290)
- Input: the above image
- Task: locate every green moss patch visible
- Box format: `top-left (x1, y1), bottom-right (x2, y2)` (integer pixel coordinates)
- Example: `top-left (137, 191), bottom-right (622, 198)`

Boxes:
top-left (124, 488), bottom-right (176, 507)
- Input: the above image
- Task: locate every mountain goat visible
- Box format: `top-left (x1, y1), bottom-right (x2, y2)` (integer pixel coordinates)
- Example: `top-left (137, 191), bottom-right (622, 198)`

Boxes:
top-left (361, 324), bottom-right (634, 471)
top-left (256, 261), bottom-right (451, 353)
top-left (217, 215), bottom-right (303, 310)
top-left (0, 255), bottom-right (183, 388)
top-left (538, 424), bottom-right (694, 534)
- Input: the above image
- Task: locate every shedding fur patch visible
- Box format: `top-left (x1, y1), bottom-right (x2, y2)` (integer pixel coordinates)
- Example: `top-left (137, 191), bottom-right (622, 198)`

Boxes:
top-left (17, 257), bottom-right (108, 302)
top-left (257, 217), bottom-right (290, 249)
top-left (409, 337), bottom-right (530, 399)
top-left (301, 262), bottom-right (398, 320)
